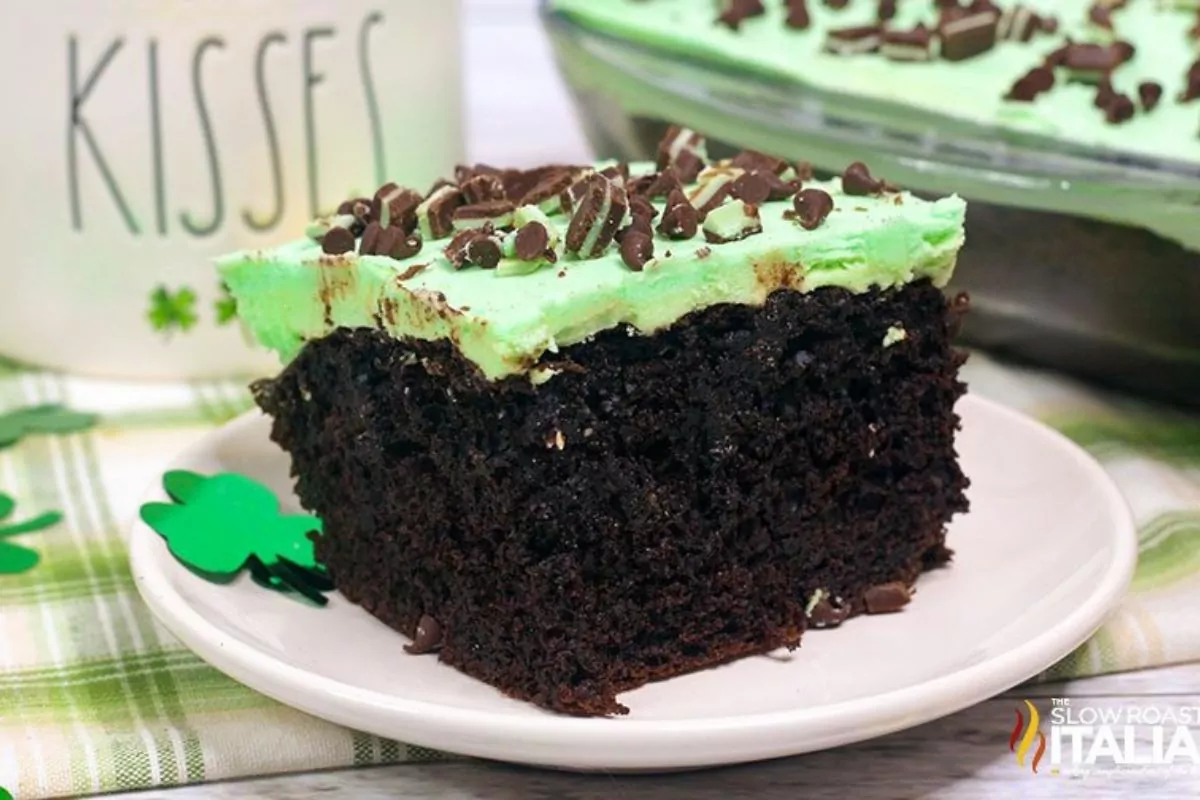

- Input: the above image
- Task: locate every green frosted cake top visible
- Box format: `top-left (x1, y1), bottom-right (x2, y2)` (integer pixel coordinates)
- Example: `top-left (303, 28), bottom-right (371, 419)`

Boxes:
top-left (218, 137), bottom-right (965, 381)
top-left (550, 0), bottom-right (1200, 167)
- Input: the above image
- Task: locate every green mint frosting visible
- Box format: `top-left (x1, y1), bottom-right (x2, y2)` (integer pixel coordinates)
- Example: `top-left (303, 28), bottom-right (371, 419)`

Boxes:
top-left (217, 165), bottom-right (964, 381)
top-left (549, 0), bottom-right (1200, 168)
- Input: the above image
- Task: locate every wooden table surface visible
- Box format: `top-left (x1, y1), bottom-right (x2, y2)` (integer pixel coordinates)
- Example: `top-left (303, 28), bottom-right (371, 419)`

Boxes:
top-left (108, 2), bottom-right (1200, 797)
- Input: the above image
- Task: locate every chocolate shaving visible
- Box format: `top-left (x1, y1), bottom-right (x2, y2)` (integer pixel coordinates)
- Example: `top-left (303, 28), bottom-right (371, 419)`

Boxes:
top-left (619, 231), bottom-right (654, 272)
top-left (404, 615), bottom-right (444, 655)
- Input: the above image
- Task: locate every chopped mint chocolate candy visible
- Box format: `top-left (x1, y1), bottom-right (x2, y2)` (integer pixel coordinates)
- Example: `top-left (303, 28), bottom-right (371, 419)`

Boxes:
top-left (619, 230), bottom-right (654, 271)
top-left (418, 185), bottom-right (464, 240)
top-left (629, 195), bottom-right (659, 222)
top-left (882, 25), bottom-right (934, 62)
top-left (445, 228), bottom-right (490, 269)
top-left (785, 0), bottom-right (811, 29)
top-left (997, 5), bottom-right (1049, 41)
top-left (657, 191), bottom-right (700, 240)
top-left (877, 0), bottom-right (897, 21)
top-left (716, 0), bottom-right (766, 31)
top-left (1139, 81), bottom-right (1163, 111)
top-left (600, 163), bottom-right (630, 189)
top-left (565, 175), bottom-right (627, 259)
top-left (788, 188), bottom-right (834, 230)
top-left (453, 200), bottom-right (516, 231)
top-left (841, 162), bottom-right (884, 196)
top-left (519, 168), bottom-right (579, 214)
top-left (656, 126), bottom-right (708, 184)
top-left (1062, 42), bottom-right (1135, 84)
top-left (1005, 66), bottom-right (1055, 102)
top-left (361, 222), bottom-right (422, 260)
top-left (825, 25), bottom-right (883, 55)
top-left (688, 166), bottom-right (741, 217)
top-left (336, 197), bottom-right (373, 233)
top-left (939, 9), bottom-right (999, 61)
top-left (644, 167), bottom-right (684, 199)
top-left (461, 173), bottom-right (507, 204)
top-left (372, 184), bottom-right (422, 232)
top-left (702, 200), bottom-right (762, 244)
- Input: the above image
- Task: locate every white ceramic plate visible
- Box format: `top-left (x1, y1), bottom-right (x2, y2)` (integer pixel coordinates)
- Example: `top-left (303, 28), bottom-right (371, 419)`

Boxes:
top-left (130, 395), bottom-right (1137, 772)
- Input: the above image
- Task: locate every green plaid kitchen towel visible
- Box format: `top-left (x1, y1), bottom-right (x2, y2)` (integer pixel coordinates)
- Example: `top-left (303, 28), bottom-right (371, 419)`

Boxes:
top-left (0, 350), bottom-right (1197, 798)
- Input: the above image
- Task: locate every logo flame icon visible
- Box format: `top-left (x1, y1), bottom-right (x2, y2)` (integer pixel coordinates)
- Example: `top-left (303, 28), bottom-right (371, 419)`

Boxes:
top-left (1009, 700), bottom-right (1047, 774)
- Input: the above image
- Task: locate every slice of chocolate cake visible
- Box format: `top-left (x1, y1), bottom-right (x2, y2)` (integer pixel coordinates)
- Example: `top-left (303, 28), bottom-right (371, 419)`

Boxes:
top-left (218, 129), bottom-right (970, 716)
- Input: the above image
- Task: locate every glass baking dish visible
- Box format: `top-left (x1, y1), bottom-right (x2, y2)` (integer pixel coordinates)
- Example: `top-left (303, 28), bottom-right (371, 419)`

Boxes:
top-left (541, 4), bottom-right (1200, 409)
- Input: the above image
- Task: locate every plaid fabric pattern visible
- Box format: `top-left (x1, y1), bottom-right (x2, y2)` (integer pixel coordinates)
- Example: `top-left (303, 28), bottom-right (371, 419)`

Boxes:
top-left (0, 351), bottom-right (1196, 798)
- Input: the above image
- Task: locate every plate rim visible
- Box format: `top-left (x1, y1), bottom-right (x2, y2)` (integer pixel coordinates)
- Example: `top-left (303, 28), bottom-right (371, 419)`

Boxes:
top-left (129, 393), bottom-right (1139, 769)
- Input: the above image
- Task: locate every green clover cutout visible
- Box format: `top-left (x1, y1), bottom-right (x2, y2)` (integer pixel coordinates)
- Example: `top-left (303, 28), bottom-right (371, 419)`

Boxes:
top-left (0, 405), bottom-right (99, 450)
top-left (0, 491), bottom-right (64, 575)
top-left (214, 282), bottom-right (238, 326)
top-left (147, 285), bottom-right (199, 334)
top-left (140, 470), bottom-right (332, 604)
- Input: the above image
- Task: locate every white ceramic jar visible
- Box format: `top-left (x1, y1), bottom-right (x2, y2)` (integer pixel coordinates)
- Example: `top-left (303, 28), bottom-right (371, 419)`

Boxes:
top-left (0, 0), bottom-right (464, 379)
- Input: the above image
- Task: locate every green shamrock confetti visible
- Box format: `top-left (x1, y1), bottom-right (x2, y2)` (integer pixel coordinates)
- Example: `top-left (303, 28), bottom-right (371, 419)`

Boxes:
top-left (147, 285), bottom-right (199, 333)
top-left (140, 470), bottom-right (332, 604)
top-left (0, 404), bottom-right (99, 450)
top-left (214, 282), bottom-right (238, 326)
top-left (0, 491), bottom-right (64, 575)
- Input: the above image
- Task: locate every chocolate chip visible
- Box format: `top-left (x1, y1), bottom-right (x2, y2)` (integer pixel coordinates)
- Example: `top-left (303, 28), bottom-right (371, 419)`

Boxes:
top-left (360, 222), bottom-right (422, 260)
top-left (1088, 4), bottom-right (1112, 30)
top-left (337, 196), bottom-right (373, 233)
top-left (730, 150), bottom-right (788, 176)
top-left (1005, 66), bottom-right (1055, 102)
top-left (790, 188), bottom-right (834, 229)
top-left (620, 231), bottom-right (654, 271)
top-left (731, 171), bottom-right (772, 205)
top-left (321, 226), bottom-right (355, 256)
top-left (656, 126), bottom-right (708, 184)
top-left (939, 9), bottom-right (999, 62)
top-left (841, 162), bottom-right (884, 196)
top-left (794, 161), bottom-right (815, 181)
top-left (762, 172), bottom-right (801, 201)
top-left (809, 596), bottom-right (851, 629)
top-left (716, 0), bottom-right (766, 30)
top-left (514, 221), bottom-right (551, 261)
top-left (877, 0), bottom-right (897, 21)
top-left (644, 168), bottom-right (684, 199)
top-left (785, 0), bottom-right (811, 29)
top-left (825, 25), bottom-right (883, 55)
top-left (404, 615), bottom-right (443, 655)
top-left (1180, 60), bottom-right (1200, 103)
top-left (461, 173), bottom-right (507, 205)
top-left (629, 195), bottom-right (659, 222)
top-left (445, 228), bottom-right (488, 269)
top-left (1094, 78), bottom-right (1118, 110)
top-left (1104, 93), bottom-right (1136, 124)
top-left (863, 582), bottom-right (911, 614)
top-left (565, 176), bottom-right (628, 259)
top-left (1139, 81), bottom-right (1163, 111)
top-left (657, 199), bottom-right (700, 240)
top-left (466, 236), bottom-right (502, 269)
